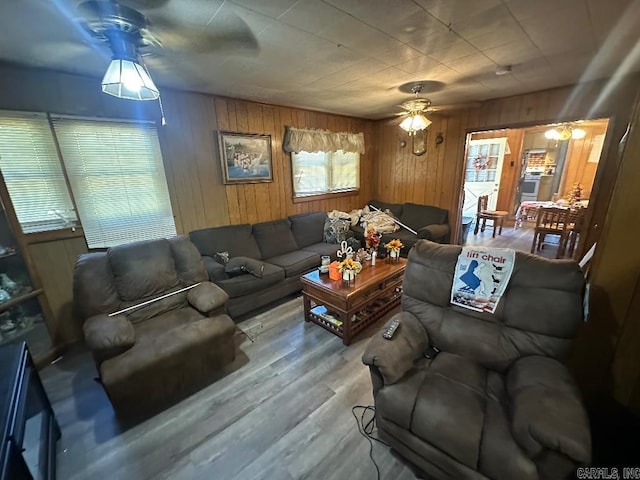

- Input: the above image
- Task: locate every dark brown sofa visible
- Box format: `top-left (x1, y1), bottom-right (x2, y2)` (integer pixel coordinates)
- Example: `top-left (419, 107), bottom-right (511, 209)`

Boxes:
top-left (363, 240), bottom-right (591, 479)
top-left (189, 211), bottom-right (340, 318)
top-left (351, 200), bottom-right (450, 256)
top-left (73, 236), bottom-right (236, 414)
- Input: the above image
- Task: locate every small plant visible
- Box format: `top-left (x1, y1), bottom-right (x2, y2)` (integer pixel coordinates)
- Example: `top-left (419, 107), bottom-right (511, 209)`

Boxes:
top-left (385, 239), bottom-right (404, 254)
top-left (337, 257), bottom-right (362, 273)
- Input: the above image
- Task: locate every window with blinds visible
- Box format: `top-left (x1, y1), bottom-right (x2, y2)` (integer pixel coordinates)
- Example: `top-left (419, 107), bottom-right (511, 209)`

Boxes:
top-left (292, 150), bottom-right (359, 197)
top-left (0, 111), bottom-right (78, 233)
top-left (51, 117), bottom-right (176, 248)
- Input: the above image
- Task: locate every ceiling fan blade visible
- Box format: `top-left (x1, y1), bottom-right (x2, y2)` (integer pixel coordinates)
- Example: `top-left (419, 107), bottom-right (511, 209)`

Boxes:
top-left (142, 3), bottom-right (258, 55)
top-left (427, 102), bottom-right (482, 112)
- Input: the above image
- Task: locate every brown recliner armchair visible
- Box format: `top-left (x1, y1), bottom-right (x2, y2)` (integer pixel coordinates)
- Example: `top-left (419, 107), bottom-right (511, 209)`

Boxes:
top-left (363, 240), bottom-right (591, 479)
top-left (73, 236), bottom-right (237, 414)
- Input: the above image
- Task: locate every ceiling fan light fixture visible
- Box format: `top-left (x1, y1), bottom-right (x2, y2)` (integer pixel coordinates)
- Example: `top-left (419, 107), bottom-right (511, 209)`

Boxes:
top-left (544, 124), bottom-right (587, 141)
top-left (101, 58), bottom-right (159, 101)
top-left (399, 112), bottom-right (431, 134)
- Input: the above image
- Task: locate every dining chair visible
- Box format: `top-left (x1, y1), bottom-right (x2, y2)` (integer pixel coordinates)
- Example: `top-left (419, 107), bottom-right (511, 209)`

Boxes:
top-left (566, 207), bottom-right (587, 258)
top-left (474, 195), bottom-right (509, 238)
top-left (530, 207), bottom-right (572, 258)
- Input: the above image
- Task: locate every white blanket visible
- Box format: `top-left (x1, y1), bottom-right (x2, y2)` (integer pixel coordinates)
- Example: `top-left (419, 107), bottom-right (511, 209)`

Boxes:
top-left (450, 246), bottom-right (515, 314)
top-left (360, 211), bottom-right (399, 234)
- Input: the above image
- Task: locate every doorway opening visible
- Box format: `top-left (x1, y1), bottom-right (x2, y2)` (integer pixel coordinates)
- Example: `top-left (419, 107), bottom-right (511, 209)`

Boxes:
top-left (461, 118), bottom-right (610, 259)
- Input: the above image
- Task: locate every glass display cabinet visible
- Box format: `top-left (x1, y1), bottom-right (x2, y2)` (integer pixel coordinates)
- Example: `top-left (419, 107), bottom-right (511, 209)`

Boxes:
top-left (0, 199), bottom-right (53, 365)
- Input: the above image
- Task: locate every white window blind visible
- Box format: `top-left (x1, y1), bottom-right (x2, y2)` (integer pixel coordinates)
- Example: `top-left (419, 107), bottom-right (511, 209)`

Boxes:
top-left (52, 117), bottom-right (176, 248)
top-left (0, 111), bottom-right (78, 233)
top-left (292, 150), bottom-right (359, 197)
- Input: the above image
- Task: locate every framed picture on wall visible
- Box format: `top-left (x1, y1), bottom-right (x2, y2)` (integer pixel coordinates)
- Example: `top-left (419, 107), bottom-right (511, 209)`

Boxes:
top-left (217, 131), bottom-right (273, 184)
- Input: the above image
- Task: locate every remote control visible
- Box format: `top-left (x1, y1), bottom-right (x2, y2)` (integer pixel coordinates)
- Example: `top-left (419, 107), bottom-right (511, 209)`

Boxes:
top-left (382, 318), bottom-right (400, 340)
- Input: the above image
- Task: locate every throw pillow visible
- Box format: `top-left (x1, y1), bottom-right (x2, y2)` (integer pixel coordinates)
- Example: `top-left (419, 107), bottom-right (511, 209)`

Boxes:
top-left (214, 251), bottom-right (230, 265)
top-left (323, 217), bottom-right (350, 244)
top-left (225, 257), bottom-right (265, 278)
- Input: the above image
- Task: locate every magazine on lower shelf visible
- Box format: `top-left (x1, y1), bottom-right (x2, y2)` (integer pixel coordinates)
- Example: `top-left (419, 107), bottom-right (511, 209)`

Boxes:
top-left (310, 305), bottom-right (342, 327)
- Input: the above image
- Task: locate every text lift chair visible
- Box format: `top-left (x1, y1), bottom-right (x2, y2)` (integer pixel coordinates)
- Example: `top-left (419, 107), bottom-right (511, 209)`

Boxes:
top-left (474, 195), bottom-right (508, 238)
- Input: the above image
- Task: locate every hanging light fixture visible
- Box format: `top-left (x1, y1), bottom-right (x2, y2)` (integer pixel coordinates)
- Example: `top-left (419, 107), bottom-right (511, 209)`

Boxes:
top-left (399, 112), bottom-right (432, 134)
top-left (544, 123), bottom-right (587, 141)
top-left (399, 85), bottom-right (432, 135)
top-left (101, 30), bottom-right (159, 101)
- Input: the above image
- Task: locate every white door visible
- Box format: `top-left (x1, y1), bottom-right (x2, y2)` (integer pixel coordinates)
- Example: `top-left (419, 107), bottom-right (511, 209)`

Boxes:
top-left (462, 138), bottom-right (507, 217)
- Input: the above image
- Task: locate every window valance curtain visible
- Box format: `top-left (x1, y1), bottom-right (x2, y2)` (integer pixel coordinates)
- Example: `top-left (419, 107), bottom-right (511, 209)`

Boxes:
top-left (283, 126), bottom-right (365, 154)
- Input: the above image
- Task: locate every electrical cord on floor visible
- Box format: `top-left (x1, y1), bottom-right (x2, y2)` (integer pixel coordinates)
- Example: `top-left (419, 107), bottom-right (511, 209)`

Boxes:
top-left (352, 405), bottom-right (390, 480)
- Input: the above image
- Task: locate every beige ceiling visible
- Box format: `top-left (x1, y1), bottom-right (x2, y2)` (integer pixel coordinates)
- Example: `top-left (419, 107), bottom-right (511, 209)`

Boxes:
top-left (0, 0), bottom-right (639, 119)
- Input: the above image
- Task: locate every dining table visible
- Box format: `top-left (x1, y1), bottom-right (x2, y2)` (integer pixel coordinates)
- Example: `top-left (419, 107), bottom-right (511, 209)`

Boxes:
top-left (515, 200), bottom-right (589, 227)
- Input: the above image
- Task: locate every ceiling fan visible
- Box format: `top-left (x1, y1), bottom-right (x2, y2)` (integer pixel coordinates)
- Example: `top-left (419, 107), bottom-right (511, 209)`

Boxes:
top-left (75, 0), bottom-right (258, 100)
top-left (396, 83), bottom-right (442, 135)
top-left (395, 81), bottom-right (481, 133)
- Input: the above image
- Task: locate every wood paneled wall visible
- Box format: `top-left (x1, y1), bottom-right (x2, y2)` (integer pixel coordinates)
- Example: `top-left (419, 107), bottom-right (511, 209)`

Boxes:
top-left (27, 237), bottom-right (88, 346)
top-left (560, 120), bottom-right (608, 199)
top-left (158, 93), bottom-right (375, 233)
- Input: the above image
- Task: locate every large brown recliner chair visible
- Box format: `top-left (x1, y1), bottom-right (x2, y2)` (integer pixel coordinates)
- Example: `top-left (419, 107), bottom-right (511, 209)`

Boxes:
top-left (363, 240), bottom-right (591, 479)
top-left (73, 236), bottom-right (236, 414)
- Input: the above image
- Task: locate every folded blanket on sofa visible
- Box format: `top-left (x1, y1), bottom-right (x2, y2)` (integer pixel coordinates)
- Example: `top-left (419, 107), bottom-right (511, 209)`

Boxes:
top-left (361, 211), bottom-right (400, 234)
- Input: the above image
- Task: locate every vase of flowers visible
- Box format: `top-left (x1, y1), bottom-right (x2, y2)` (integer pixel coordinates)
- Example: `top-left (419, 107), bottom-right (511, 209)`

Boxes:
top-left (337, 257), bottom-right (362, 287)
top-left (365, 227), bottom-right (381, 253)
top-left (385, 239), bottom-right (403, 263)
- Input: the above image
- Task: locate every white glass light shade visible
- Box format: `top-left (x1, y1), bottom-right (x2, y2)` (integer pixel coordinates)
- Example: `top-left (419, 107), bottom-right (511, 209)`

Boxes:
top-left (101, 59), bottom-right (159, 101)
top-left (571, 128), bottom-right (586, 139)
top-left (544, 128), bottom-right (560, 140)
top-left (399, 113), bottom-right (432, 134)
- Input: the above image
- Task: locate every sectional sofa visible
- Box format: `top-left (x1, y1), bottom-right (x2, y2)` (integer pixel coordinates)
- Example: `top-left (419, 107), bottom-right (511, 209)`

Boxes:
top-left (189, 211), bottom-right (341, 318)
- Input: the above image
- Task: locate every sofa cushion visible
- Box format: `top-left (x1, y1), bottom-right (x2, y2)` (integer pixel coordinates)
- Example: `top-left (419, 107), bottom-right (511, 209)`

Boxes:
top-left (108, 239), bottom-right (179, 302)
top-left (369, 200), bottom-right (403, 219)
top-left (266, 250), bottom-right (320, 277)
top-left (253, 219), bottom-right (299, 259)
top-left (215, 262), bottom-right (285, 298)
top-left (100, 307), bottom-right (234, 388)
top-left (74, 252), bottom-right (120, 321)
top-left (300, 242), bottom-right (340, 261)
top-left (225, 256), bottom-right (265, 278)
top-left (289, 212), bottom-right (327, 248)
top-left (190, 224), bottom-right (262, 260)
top-left (167, 236), bottom-right (208, 284)
top-left (400, 203), bottom-right (448, 232)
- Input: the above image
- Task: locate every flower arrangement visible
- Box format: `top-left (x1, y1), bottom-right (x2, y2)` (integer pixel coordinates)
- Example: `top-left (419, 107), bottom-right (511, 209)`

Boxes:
top-left (365, 227), bottom-right (381, 250)
top-left (385, 239), bottom-right (403, 254)
top-left (337, 257), bottom-right (362, 274)
top-left (385, 239), bottom-right (403, 262)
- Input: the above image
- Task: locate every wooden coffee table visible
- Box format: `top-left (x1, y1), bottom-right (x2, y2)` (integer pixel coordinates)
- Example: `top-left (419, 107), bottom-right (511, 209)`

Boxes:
top-left (301, 258), bottom-right (406, 345)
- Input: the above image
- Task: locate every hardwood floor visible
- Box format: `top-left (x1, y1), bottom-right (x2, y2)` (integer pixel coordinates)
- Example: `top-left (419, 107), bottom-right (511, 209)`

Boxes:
top-left (465, 222), bottom-right (572, 260)
top-left (40, 296), bottom-right (418, 480)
